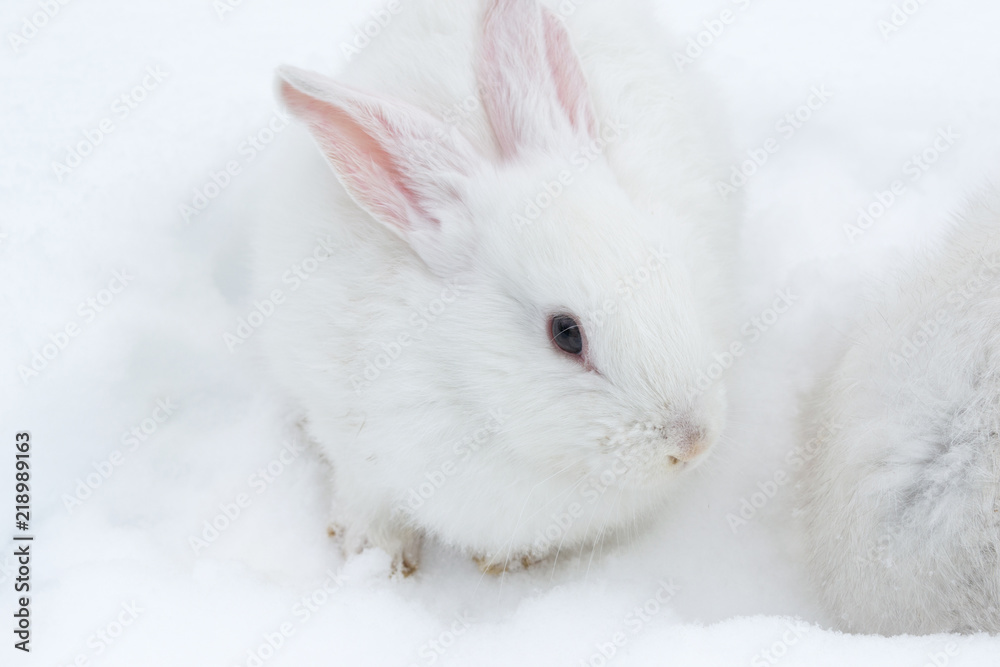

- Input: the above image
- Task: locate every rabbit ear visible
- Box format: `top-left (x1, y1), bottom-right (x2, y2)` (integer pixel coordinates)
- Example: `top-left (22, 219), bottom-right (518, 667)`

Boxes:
top-left (278, 66), bottom-right (478, 270)
top-left (479, 0), bottom-right (596, 159)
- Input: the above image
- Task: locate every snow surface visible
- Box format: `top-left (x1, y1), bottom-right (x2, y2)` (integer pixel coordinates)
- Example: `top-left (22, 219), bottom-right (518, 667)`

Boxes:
top-left (3, 0), bottom-right (1000, 665)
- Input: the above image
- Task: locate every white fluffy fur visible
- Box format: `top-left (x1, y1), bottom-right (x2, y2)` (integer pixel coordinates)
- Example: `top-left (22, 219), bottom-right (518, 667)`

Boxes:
top-left (801, 189), bottom-right (1000, 634)
top-left (251, 0), bottom-right (737, 574)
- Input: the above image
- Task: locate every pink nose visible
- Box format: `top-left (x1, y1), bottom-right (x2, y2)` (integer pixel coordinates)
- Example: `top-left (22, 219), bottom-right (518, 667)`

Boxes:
top-left (669, 424), bottom-right (709, 463)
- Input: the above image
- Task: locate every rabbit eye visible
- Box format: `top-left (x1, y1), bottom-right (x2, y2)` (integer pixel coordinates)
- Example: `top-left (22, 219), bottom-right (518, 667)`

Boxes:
top-left (551, 314), bottom-right (583, 356)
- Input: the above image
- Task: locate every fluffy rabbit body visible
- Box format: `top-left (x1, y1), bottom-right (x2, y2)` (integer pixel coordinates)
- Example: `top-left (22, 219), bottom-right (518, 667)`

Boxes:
top-left (253, 0), bottom-right (736, 573)
top-left (802, 194), bottom-right (1000, 633)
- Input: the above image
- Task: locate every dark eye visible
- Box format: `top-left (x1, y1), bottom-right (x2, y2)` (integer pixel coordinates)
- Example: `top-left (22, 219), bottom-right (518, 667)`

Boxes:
top-left (551, 314), bottom-right (583, 356)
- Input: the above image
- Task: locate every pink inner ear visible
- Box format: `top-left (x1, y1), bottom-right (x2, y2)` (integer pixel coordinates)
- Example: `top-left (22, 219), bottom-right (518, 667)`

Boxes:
top-left (479, 0), bottom-right (545, 158)
top-left (280, 80), bottom-right (430, 232)
top-left (542, 10), bottom-right (596, 139)
top-left (479, 0), bottom-right (597, 158)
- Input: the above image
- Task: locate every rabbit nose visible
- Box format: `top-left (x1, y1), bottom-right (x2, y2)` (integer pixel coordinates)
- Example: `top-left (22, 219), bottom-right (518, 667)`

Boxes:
top-left (666, 422), bottom-right (709, 464)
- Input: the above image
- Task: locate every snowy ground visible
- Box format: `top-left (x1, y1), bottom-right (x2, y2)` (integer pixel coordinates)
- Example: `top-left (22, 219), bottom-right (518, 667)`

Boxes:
top-left (4, 0), bottom-right (1000, 665)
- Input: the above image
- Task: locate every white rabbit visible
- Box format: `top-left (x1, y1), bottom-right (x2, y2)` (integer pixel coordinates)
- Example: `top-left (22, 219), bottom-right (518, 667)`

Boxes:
top-left (251, 0), bottom-right (738, 575)
top-left (801, 190), bottom-right (1000, 634)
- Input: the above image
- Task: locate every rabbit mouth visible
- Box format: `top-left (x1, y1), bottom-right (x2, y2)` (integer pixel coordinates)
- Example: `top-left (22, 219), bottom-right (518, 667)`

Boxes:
top-left (600, 418), bottom-right (713, 482)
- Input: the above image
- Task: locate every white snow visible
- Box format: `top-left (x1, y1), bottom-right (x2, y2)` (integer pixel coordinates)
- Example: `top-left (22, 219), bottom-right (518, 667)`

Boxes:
top-left (3, 0), bottom-right (1000, 665)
